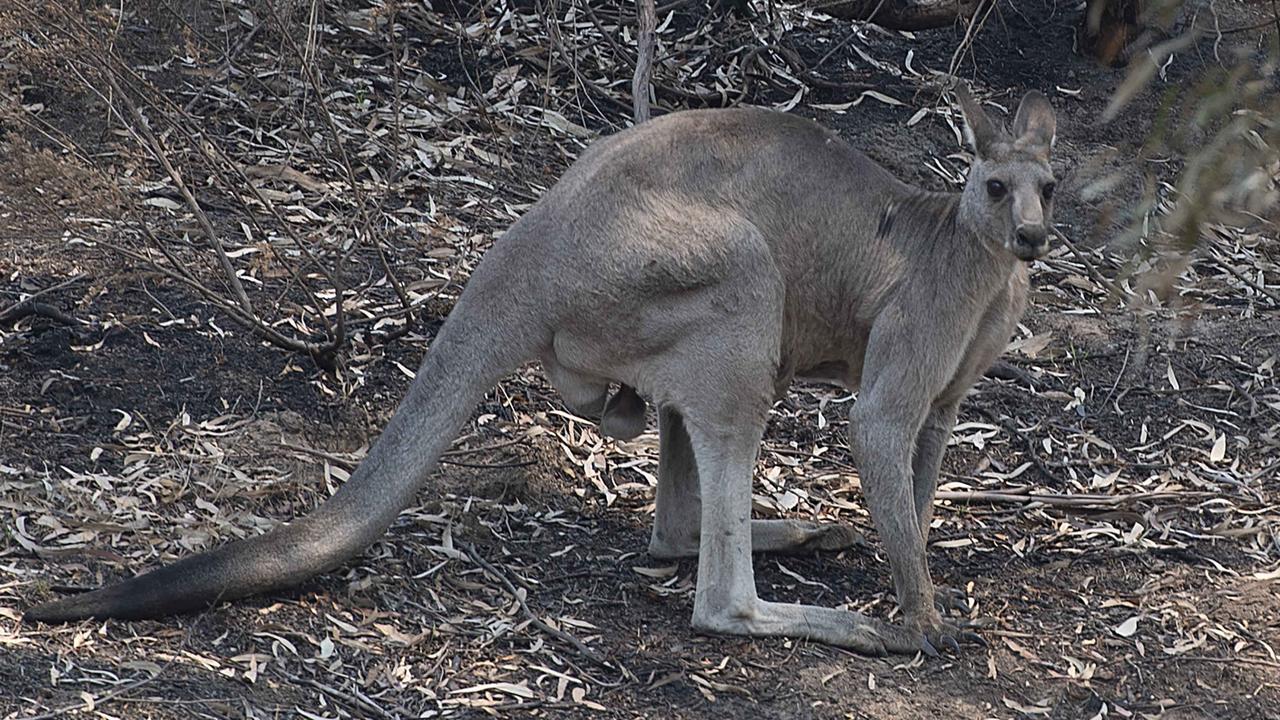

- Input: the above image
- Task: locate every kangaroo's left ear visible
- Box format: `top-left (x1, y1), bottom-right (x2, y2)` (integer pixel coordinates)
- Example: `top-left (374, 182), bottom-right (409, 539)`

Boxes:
top-left (1013, 91), bottom-right (1056, 152)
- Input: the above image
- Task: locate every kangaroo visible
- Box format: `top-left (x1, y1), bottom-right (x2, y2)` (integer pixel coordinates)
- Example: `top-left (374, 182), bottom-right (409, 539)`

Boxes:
top-left (26, 86), bottom-right (1056, 656)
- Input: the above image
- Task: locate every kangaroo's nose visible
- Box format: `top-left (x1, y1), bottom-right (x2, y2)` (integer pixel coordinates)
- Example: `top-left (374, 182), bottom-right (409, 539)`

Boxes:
top-left (1015, 225), bottom-right (1046, 248)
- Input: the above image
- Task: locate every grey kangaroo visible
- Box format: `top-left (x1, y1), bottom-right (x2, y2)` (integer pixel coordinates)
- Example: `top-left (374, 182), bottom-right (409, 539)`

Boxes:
top-left (27, 86), bottom-right (1057, 656)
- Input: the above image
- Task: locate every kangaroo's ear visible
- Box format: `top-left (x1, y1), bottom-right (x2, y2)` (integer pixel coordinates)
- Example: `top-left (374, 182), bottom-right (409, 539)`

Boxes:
top-left (955, 84), bottom-right (1001, 159)
top-left (1013, 90), bottom-right (1056, 152)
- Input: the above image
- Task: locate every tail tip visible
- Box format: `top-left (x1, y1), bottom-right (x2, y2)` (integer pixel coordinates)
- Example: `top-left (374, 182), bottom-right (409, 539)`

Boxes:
top-left (23, 598), bottom-right (85, 624)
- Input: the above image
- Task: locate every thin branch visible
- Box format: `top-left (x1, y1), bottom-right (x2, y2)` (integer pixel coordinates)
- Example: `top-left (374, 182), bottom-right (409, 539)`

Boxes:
top-left (463, 542), bottom-right (613, 669)
top-left (632, 0), bottom-right (657, 124)
top-left (1054, 229), bottom-right (1131, 300)
top-left (1207, 249), bottom-right (1280, 307)
top-left (100, 71), bottom-right (256, 318)
top-left (19, 669), bottom-right (167, 720)
top-left (936, 489), bottom-right (1216, 508)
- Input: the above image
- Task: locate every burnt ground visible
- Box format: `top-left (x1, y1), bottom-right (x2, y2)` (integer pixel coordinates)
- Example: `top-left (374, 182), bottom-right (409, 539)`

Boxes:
top-left (2, 1), bottom-right (1279, 719)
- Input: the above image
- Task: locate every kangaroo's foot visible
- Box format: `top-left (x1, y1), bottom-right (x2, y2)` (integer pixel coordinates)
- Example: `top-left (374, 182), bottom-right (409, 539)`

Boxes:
top-left (934, 584), bottom-right (973, 615)
top-left (904, 608), bottom-right (986, 656)
top-left (649, 519), bottom-right (863, 560)
top-left (693, 598), bottom-right (924, 655)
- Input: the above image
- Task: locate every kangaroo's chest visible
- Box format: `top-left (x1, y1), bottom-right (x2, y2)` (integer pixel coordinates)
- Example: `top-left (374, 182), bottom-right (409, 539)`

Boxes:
top-left (936, 264), bottom-right (1030, 405)
top-left (782, 265), bottom-right (1029, 401)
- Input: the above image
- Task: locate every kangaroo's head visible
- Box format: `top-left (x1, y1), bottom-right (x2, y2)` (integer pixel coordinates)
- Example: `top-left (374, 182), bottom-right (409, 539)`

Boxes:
top-left (955, 86), bottom-right (1058, 262)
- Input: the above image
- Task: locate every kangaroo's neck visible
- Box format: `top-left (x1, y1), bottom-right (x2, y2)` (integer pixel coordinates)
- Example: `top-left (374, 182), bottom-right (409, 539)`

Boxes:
top-left (881, 189), bottom-right (961, 251)
top-left (887, 187), bottom-right (1013, 271)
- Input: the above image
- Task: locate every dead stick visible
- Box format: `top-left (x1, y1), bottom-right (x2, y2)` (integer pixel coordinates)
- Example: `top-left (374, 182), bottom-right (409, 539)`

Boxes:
top-left (936, 489), bottom-right (1212, 508)
top-left (19, 663), bottom-right (169, 720)
top-left (632, 0), bottom-right (657, 123)
top-left (100, 72), bottom-right (255, 318)
top-left (281, 671), bottom-right (397, 719)
top-left (1054, 229), bottom-right (1129, 300)
top-left (463, 542), bottom-right (612, 669)
top-left (1208, 249), bottom-right (1280, 306)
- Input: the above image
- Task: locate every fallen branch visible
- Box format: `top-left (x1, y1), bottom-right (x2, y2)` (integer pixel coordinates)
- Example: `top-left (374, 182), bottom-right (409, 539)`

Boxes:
top-left (281, 671), bottom-right (398, 719)
top-left (936, 489), bottom-right (1213, 509)
top-left (1207, 249), bottom-right (1280, 307)
top-left (1054, 229), bottom-right (1130, 300)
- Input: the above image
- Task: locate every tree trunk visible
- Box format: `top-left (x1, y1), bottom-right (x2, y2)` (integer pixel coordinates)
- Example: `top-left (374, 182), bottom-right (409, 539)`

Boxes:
top-left (812, 0), bottom-right (979, 30)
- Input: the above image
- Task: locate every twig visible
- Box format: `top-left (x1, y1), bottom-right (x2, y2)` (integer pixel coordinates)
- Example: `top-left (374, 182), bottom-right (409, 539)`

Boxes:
top-left (1165, 654), bottom-right (1280, 670)
top-left (463, 542), bottom-right (612, 669)
top-left (279, 439), bottom-right (533, 469)
top-left (765, 445), bottom-right (860, 472)
top-left (41, 5), bottom-right (353, 363)
top-left (632, 0), bottom-right (657, 123)
top-left (440, 457), bottom-right (538, 469)
top-left (947, 0), bottom-right (998, 79)
top-left (972, 406), bottom-right (1067, 484)
top-left (101, 238), bottom-right (336, 356)
top-left (1206, 250), bottom-right (1280, 306)
top-left (281, 671), bottom-right (397, 719)
top-left (96, 52), bottom-right (343, 346)
top-left (1054, 229), bottom-right (1130, 300)
top-left (19, 667), bottom-right (167, 720)
top-left (936, 489), bottom-right (1212, 509)
top-left (99, 72), bottom-right (255, 318)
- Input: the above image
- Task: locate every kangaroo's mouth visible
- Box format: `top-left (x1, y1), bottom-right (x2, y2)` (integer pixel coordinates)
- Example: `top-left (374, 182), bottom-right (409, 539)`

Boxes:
top-left (1011, 241), bottom-right (1048, 262)
top-left (1010, 232), bottom-right (1049, 262)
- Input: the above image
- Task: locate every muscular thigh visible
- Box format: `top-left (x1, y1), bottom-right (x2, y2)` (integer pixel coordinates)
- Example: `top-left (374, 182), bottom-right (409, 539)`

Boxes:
top-left (547, 209), bottom-right (786, 409)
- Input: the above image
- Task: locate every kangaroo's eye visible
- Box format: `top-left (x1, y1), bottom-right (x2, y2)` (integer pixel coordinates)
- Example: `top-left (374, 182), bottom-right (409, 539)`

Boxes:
top-left (986, 179), bottom-right (1007, 200)
top-left (1042, 182), bottom-right (1056, 201)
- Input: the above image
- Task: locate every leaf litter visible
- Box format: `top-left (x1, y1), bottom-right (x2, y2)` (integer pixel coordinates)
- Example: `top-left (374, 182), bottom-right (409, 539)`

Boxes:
top-left (1, 0), bottom-right (1278, 718)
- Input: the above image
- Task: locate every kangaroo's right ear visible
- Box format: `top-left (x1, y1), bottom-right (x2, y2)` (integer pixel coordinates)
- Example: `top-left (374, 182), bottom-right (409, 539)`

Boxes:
top-left (1012, 90), bottom-right (1056, 153)
top-left (955, 84), bottom-right (1000, 159)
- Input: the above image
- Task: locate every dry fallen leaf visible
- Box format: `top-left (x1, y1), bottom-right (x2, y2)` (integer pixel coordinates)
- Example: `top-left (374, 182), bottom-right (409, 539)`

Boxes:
top-left (1113, 615), bottom-right (1141, 638)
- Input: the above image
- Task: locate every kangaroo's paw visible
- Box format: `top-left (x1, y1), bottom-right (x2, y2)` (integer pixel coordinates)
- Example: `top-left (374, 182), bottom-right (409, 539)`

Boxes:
top-left (795, 522), bottom-right (866, 553)
top-left (752, 519), bottom-right (865, 554)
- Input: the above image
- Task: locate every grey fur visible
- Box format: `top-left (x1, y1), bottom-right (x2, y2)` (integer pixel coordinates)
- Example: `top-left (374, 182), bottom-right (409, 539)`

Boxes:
top-left (25, 88), bottom-right (1057, 656)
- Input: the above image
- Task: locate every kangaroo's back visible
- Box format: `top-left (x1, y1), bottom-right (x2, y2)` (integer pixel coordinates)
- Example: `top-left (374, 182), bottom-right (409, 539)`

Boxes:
top-left (558, 109), bottom-right (906, 236)
top-left (514, 108), bottom-right (911, 308)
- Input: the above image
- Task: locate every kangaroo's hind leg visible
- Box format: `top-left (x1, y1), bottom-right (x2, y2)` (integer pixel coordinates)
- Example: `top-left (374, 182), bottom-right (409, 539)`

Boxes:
top-left (909, 400), bottom-right (973, 615)
top-left (647, 404), bottom-right (864, 559)
top-left (911, 401), bottom-right (960, 541)
top-left (668, 348), bottom-right (916, 654)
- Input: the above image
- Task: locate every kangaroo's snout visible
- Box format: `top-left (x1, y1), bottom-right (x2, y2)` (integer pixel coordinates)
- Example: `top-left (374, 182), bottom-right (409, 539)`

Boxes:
top-left (1012, 225), bottom-right (1048, 260)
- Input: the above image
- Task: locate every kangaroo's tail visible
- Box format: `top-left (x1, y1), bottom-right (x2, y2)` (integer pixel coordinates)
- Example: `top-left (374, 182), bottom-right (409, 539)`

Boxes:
top-left (25, 245), bottom-right (542, 622)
